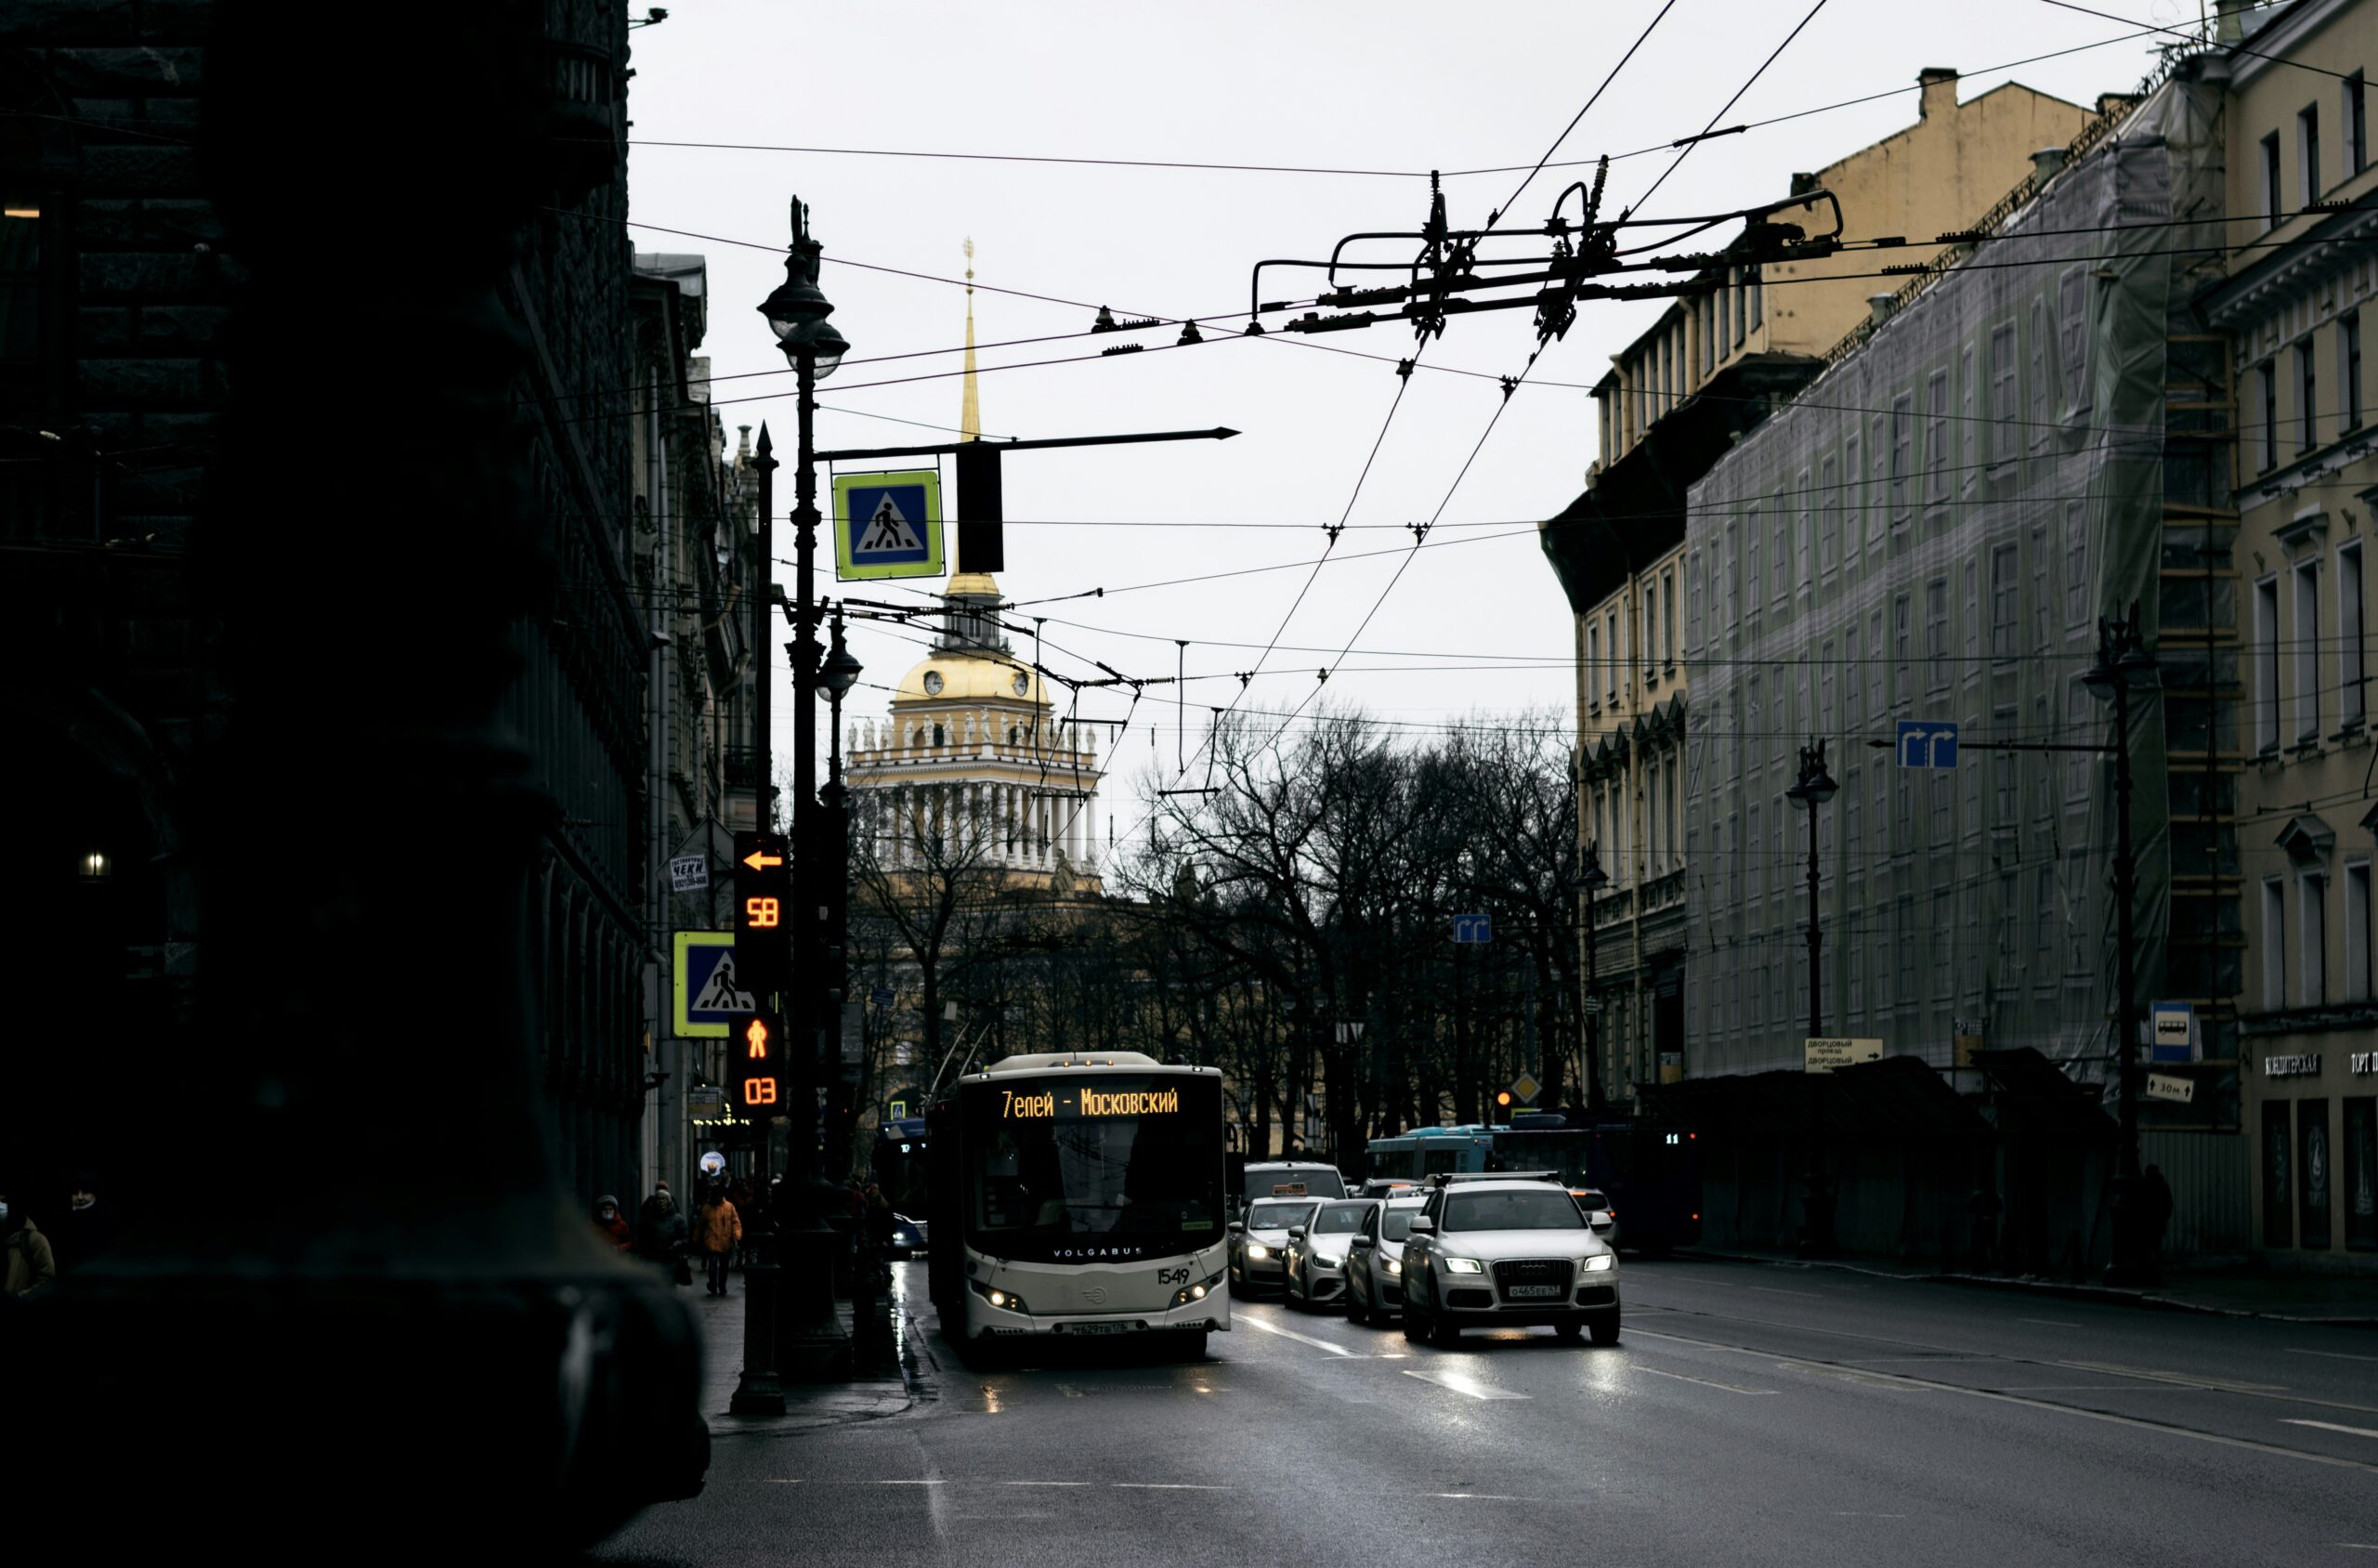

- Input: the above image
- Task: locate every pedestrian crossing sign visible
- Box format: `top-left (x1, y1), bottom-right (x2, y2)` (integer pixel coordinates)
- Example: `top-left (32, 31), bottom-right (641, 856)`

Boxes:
top-left (833, 469), bottom-right (946, 581)
top-left (673, 931), bottom-right (753, 1038)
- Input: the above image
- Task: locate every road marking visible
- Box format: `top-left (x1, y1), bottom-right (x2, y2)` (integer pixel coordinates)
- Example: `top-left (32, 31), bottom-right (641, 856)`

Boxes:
top-left (2021, 1318), bottom-right (2082, 1327)
top-left (1832, 1511), bottom-right (1908, 1518)
top-left (2060, 1361), bottom-right (2286, 1394)
top-left (1628, 1326), bottom-right (2378, 1474)
top-left (1402, 1368), bottom-right (1530, 1400)
top-left (1057, 1384), bottom-right (1087, 1398)
top-left (1639, 1365), bottom-right (1775, 1396)
top-left (1428, 1493), bottom-right (1522, 1500)
top-left (1111, 1483), bottom-right (1224, 1490)
top-left (2289, 1347), bottom-right (2378, 1365)
top-left (1746, 1286), bottom-right (1822, 1298)
top-left (1002, 1481), bottom-right (1092, 1487)
top-left (2282, 1419), bottom-right (2378, 1441)
top-left (760, 1479), bottom-right (803, 1484)
top-left (1237, 1313), bottom-right (1355, 1356)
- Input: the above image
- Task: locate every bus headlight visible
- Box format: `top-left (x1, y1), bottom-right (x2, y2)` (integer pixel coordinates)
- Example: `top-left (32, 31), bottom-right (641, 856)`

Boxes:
top-left (1172, 1269), bottom-right (1226, 1307)
top-left (1582, 1253), bottom-right (1615, 1273)
top-left (971, 1280), bottom-right (1028, 1313)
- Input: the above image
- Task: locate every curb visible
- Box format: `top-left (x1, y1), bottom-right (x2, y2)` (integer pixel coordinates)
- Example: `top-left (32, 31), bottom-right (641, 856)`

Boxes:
top-left (1672, 1248), bottom-right (2378, 1328)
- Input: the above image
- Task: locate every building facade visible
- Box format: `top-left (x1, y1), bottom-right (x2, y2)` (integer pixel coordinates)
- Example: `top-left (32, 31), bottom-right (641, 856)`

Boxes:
top-left (2202, 0), bottom-right (2378, 1267)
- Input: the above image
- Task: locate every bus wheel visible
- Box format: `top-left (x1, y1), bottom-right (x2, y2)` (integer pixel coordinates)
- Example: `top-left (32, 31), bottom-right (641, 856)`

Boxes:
top-left (1176, 1330), bottom-right (1209, 1361)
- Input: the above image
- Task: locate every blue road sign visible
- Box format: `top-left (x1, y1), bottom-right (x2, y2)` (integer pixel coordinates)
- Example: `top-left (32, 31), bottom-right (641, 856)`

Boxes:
top-left (673, 932), bottom-right (754, 1038)
top-left (1896, 719), bottom-right (1960, 769)
top-left (2149, 1000), bottom-right (2196, 1064)
top-left (833, 470), bottom-right (945, 581)
top-left (870, 987), bottom-right (895, 1007)
top-left (1453, 913), bottom-right (1493, 944)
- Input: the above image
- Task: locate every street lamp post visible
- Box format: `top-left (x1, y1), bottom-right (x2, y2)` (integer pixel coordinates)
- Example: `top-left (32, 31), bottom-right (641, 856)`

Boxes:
top-left (1786, 738), bottom-right (1839, 1258)
top-left (758, 194), bottom-right (854, 1376)
top-left (819, 606), bottom-right (863, 1180)
top-left (2086, 606), bottom-right (2159, 1286)
top-left (1581, 841), bottom-right (1610, 1111)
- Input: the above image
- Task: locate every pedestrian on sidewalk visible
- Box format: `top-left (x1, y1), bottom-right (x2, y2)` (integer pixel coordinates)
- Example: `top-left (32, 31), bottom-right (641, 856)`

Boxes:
top-left (634, 1184), bottom-right (688, 1286)
top-left (695, 1184), bottom-right (742, 1296)
top-left (55, 1170), bottom-right (124, 1273)
top-left (3, 1192), bottom-right (56, 1300)
top-left (592, 1194), bottom-right (633, 1251)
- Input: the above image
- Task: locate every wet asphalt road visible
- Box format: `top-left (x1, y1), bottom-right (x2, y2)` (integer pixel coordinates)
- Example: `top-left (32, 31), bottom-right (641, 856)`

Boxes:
top-left (592, 1255), bottom-right (2378, 1566)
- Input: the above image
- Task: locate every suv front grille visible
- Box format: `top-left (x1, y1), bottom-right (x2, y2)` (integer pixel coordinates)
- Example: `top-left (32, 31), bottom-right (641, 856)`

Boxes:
top-left (1491, 1258), bottom-right (1574, 1302)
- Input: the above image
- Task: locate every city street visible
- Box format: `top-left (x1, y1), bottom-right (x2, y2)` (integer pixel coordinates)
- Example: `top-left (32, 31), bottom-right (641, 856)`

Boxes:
top-left (593, 1258), bottom-right (2378, 1566)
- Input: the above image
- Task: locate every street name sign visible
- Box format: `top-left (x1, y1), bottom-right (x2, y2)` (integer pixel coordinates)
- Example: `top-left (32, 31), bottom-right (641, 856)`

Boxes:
top-left (669, 854), bottom-right (709, 894)
top-left (833, 469), bottom-right (946, 581)
top-left (1452, 913), bottom-right (1493, 944)
top-left (1805, 1037), bottom-right (1885, 1074)
top-left (2145, 1072), bottom-right (2195, 1104)
top-left (1896, 720), bottom-right (1959, 768)
top-left (673, 931), bottom-right (752, 1039)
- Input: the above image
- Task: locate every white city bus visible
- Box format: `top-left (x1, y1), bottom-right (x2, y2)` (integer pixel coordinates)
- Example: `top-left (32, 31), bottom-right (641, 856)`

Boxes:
top-left (925, 1052), bottom-right (1230, 1362)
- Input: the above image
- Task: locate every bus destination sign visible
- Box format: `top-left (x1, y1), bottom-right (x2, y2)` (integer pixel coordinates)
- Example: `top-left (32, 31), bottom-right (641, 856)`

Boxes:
top-left (1001, 1085), bottom-right (1183, 1119)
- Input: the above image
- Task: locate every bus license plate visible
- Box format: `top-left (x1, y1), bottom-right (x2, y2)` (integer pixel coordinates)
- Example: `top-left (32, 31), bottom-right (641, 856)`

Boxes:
top-left (1507, 1285), bottom-right (1562, 1299)
top-left (1065, 1321), bottom-right (1130, 1334)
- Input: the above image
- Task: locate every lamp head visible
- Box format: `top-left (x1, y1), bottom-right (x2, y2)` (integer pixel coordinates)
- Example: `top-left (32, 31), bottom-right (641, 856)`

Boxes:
top-left (777, 316), bottom-right (850, 378)
top-left (1580, 842), bottom-right (1611, 892)
top-left (822, 640), bottom-right (864, 699)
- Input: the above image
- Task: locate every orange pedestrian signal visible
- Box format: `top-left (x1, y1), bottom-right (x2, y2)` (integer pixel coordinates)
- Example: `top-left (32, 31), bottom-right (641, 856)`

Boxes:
top-left (731, 1010), bottom-right (783, 1119)
top-left (745, 1017), bottom-right (771, 1057)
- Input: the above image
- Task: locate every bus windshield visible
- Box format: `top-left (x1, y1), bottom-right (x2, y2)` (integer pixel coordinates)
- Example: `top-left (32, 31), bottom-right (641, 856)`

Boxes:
top-left (959, 1074), bottom-right (1224, 1263)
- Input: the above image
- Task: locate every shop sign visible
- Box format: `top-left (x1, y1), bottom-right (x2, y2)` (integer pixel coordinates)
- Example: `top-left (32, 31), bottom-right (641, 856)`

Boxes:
top-left (2264, 1052), bottom-right (2321, 1078)
top-left (2351, 1052), bottom-right (2376, 1076)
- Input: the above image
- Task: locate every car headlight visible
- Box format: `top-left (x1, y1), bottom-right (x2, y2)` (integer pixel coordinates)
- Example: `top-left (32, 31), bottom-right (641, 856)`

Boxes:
top-left (1381, 1256), bottom-right (1402, 1274)
top-left (1245, 1243), bottom-right (1270, 1261)
top-left (1315, 1249), bottom-right (1344, 1267)
top-left (1443, 1256), bottom-right (1484, 1274)
top-left (1583, 1253), bottom-right (1615, 1273)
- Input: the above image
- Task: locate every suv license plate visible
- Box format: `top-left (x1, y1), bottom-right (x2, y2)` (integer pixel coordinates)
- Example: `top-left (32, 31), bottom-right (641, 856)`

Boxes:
top-left (1065, 1321), bottom-right (1130, 1334)
top-left (1506, 1285), bottom-right (1562, 1299)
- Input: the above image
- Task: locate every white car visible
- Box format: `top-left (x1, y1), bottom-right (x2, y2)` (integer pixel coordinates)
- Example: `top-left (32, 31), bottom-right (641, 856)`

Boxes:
top-left (1343, 1195), bottom-right (1429, 1327)
top-left (1399, 1176), bottom-right (1621, 1346)
top-left (1229, 1197), bottom-right (1319, 1294)
top-left (1283, 1199), bottom-right (1373, 1311)
top-left (1573, 1187), bottom-right (1620, 1248)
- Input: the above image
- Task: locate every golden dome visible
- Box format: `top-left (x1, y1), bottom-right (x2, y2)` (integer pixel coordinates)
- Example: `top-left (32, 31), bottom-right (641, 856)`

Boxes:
top-left (892, 650), bottom-right (1047, 707)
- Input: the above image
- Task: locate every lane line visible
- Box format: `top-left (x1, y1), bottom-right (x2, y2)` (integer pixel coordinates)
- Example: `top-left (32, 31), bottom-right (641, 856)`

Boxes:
top-left (1745, 1286), bottom-right (1822, 1299)
top-left (2289, 1347), bottom-right (2378, 1365)
top-left (1112, 1483), bottom-right (1224, 1490)
top-left (1429, 1493), bottom-right (1523, 1500)
top-left (876, 1479), bottom-right (946, 1485)
top-left (1402, 1367), bottom-right (1530, 1400)
top-left (1639, 1365), bottom-right (1776, 1396)
top-left (1002, 1481), bottom-right (1092, 1487)
top-left (1236, 1313), bottom-right (1357, 1356)
top-left (2021, 1318), bottom-right (2083, 1328)
top-left (2058, 1361), bottom-right (2287, 1393)
top-left (2281, 1419), bottom-right (2378, 1441)
top-left (1627, 1326), bottom-right (2378, 1474)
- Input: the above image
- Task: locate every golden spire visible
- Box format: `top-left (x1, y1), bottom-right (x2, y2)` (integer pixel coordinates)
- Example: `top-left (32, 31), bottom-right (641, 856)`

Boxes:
top-left (960, 237), bottom-right (980, 443)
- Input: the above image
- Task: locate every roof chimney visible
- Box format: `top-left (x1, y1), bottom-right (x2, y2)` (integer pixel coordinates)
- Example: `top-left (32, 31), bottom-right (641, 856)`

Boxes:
top-left (2215, 0), bottom-right (2248, 44)
top-left (2031, 146), bottom-right (2069, 182)
top-left (1868, 294), bottom-right (1897, 327)
top-left (1917, 68), bottom-right (1957, 121)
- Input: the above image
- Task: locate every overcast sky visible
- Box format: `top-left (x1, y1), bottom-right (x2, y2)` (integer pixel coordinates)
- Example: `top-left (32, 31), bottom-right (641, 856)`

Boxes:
top-left (622, 0), bottom-right (2179, 818)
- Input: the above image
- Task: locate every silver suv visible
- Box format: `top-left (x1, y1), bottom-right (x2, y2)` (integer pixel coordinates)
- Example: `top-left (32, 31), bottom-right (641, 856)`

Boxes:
top-left (1399, 1174), bottom-right (1621, 1347)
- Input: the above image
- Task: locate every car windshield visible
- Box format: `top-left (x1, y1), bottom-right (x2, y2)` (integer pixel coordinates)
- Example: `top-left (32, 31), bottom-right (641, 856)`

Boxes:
top-left (1312, 1203), bottom-right (1366, 1235)
top-left (1380, 1207), bottom-right (1423, 1242)
top-left (1248, 1200), bottom-right (1317, 1230)
top-left (1442, 1188), bottom-right (1588, 1233)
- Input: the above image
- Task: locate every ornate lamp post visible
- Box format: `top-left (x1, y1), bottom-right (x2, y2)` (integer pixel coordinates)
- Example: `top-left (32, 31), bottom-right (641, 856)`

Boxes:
top-left (1581, 841), bottom-right (1610, 1110)
top-left (2086, 606), bottom-right (2159, 1285)
top-left (757, 195), bottom-right (855, 1377)
top-left (1786, 738), bottom-right (1839, 1257)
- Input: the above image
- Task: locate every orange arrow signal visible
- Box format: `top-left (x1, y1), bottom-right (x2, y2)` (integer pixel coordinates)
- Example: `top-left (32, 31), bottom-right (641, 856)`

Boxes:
top-left (742, 849), bottom-right (783, 871)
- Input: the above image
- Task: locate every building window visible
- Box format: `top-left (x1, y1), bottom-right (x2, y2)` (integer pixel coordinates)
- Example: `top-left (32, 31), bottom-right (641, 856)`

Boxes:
top-left (1797, 478), bottom-right (1813, 592)
top-left (1927, 370), bottom-right (1950, 503)
top-left (1962, 558), bottom-right (1979, 669)
top-left (2295, 558), bottom-right (2322, 742)
top-left (2263, 1098), bottom-right (2293, 1248)
top-left (2302, 1099), bottom-right (2332, 1250)
top-left (1890, 395), bottom-right (1914, 524)
top-left (2346, 858), bottom-right (2372, 1001)
top-left (2298, 340), bottom-right (2319, 454)
top-left (1821, 641), bottom-right (1837, 734)
top-left (1644, 576), bottom-right (1661, 669)
top-left (1992, 544), bottom-right (2019, 660)
top-left (1845, 623), bottom-right (1862, 733)
top-left (2058, 267), bottom-right (2088, 413)
top-left (2031, 525), bottom-right (2049, 650)
top-left (1867, 416), bottom-right (1888, 549)
top-left (2029, 299), bottom-right (2050, 450)
top-left (1586, 621), bottom-right (1600, 709)
top-left (2264, 131), bottom-right (2284, 220)
top-left (1771, 496), bottom-right (1788, 604)
top-left (1926, 578), bottom-right (1950, 695)
top-left (1844, 432), bottom-right (1864, 564)
top-left (2302, 870), bottom-right (2329, 1006)
top-left (1748, 267), bottom-right (1761, 332)
top-left (2342, 541), bottom-right (2367, 728)
top-left (1662, 567), bottom-right (1678, 667)
top-left (1725, 521), bottom-right (1741, 627)
top-left (2301, 103), bottom-right (2323, 202)
top-left (1960, 343), bottom-right (1979, 496)
top-left (1892, 594), bottom-right (1913, 711)
top-left (2264, 877), bottom-right (2287, 1011)
top-left (1991, 323), bottom-right (2019, 461)
top-left (2349, 71), bottom-right (2371, 176)
top-left (2259, 360), bottom-right (2279, 472)
top-left (1993, 705), bottom-right (2018, 825)
top-left (932, 723), bottom-right (946, 748)
top-left (2064, 499), bottom-right (2090, 625)
top-left (1608, 608), bottom-right (1621, 704)
top-left (1686, 551), bottom-right (1705, 655)
top-left (1866, 610), bottom-right (1884, 725)
top-left (2345, 314), bottom-right (2365, 435)
top-left (2255, 575), bottom-right (2281, 753)
top-left (1746, 513), bottom-right (1761, 622)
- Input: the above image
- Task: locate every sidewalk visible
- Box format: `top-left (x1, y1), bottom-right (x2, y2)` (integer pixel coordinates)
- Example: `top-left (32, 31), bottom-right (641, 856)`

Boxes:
top-left (1676, 1246), bottom-right (2378, 1326)
top-left (684, 1274), bottom-right (921, 1431)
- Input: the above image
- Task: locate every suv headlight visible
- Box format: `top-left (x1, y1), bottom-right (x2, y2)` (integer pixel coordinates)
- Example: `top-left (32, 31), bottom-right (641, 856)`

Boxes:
top-left (1583, 1253), bottom-right (1615, 1273)
top-left (1443, 1256), bottom-right (1484, 1274)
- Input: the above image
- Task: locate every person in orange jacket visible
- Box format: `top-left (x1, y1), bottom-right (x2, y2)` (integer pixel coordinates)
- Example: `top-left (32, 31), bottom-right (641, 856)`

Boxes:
top-left (694, 1184), bottom-right (743, 1297)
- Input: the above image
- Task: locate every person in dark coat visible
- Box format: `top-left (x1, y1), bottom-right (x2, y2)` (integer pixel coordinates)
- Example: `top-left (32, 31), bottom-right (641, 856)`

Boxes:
top-left (2, 1192), bottom-right (56, 1300)
top-left (633, 1184), bottom-right (688, 1283)
top-left (55, 1171), bottom-right (124, 1272)
top-left (592, 1194), bottom-right (633, 1251)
